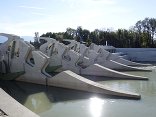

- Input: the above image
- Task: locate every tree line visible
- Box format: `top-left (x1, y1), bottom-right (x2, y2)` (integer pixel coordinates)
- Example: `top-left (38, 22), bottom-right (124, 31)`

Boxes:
top-left (40, 17), bottom-right (156, 48)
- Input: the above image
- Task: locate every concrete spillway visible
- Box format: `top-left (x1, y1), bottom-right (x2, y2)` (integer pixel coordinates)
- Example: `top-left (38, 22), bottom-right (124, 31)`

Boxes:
top-left (87, 43), bottom-right (151, 67)
top-left (88, 49), bottom-right (151, 72)
top-left (79, 44), bottom-right (151, 72)
top-left (61, 46), bottom-right (148, 80)
top-left (10, 48), bottom-right (141, 99)
top-left (65, 40), bottom-right (151, 71)
top-left (81, 64), bottom-right (148, 80)
top-left (49, 71), bottom-right (141, 99)
top-left (104, 60), bottom-right (151, 71)
top-left (39, 38), bottom-right (149, 80)
top-left (64, 39), bottom-right (151, 67)
top-left (114, 57), bottom-right (151, 67)
top-left (17, 70), bottom-right (141, 99)
top-left (0, 33), bottom-right (144, 100)
top-left (97, 45), bottom-right (151, 67)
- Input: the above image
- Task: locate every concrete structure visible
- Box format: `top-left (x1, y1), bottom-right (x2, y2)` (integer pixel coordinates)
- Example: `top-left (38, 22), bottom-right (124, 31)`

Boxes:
top-left (116, 48), bottom-right (156, 62)
top-left (39, 37), bottom-right (148, 80)
top-left (0, 33), bottom-right (26, 79)
top-left (97, 44), bottom-right (151, 66)
top-left (63, 39), bottom-right (151, 71)
top-left (0, 88), bottom-right (40, 117)
top-left (0, 33), bottom-right (141, 99)
top-left (101, 45), bottom-right (128, 59)
top-left (82, 43), bottom-right (151, 71)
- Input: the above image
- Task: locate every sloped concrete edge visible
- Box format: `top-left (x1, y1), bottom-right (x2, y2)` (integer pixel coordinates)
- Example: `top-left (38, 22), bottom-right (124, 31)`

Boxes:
top-left (116, 58), bottom-right (151, 66)
top-left (81, 64), bottom-right (148, 80)
top-left (48, 70), bottom-right (141, 99)
top-left (110, 60), bottom-right (152, 72)
top-left (0, 88), bottom-right (40, 117)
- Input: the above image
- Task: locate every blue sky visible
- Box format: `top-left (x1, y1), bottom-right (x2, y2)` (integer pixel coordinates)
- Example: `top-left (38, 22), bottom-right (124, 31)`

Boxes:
top-left (0, 0), bottom-right (156, 37)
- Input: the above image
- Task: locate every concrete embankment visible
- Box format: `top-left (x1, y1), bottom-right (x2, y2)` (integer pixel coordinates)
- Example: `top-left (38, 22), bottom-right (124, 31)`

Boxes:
top-left (0, 88), bottom-right (40, 117)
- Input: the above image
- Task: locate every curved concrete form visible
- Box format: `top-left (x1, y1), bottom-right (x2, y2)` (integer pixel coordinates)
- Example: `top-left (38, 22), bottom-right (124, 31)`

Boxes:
top-left (113, 57), bottom-right (151, 67)
top-left (80, 64), bottom-right (148, 80)
top-left (0, 33), bottom-right (25, 76)
top-left (89, 43), bottom-right (151, 66)
top-left (79, 43), bottom-right (151, 71)
top-left (39, 37), bottom-right (148, 80)
top-left (48, 70), bottom-right (141, 99)
top-left (90, 47), bottom-right (151, 71)
top-left (109, 60), bottom-right (151, 71)
top-left (98, 44), bottom-right (151, 67)
top-left (64, 39), bottom-right (151, 69)
top-left (18, 69), bottom-right (141, 99)
top-left (0, 33), bottom-right (141, 99)
top-left (67, 40), bottom-right (151, 67)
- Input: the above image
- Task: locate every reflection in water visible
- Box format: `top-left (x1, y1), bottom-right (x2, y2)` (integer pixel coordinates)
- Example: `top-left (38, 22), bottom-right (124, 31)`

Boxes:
top-left (1, 65), bottom-right (156, 117)
top-left (24, 92), bottom-right (52, 114)
top-left (89, 97), bottom-right (105, 117)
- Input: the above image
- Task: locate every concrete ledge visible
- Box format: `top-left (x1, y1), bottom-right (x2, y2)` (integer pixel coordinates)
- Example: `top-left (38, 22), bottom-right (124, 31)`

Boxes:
top-left (17, 70), bottom-right (141, 99)
top-left (81, 64), bottom-right (148, 80)
top-left (110, 60), bottom-right (152, 71)
top-left (0, 88), bottom-right (40, 117)
top-left (48, 70), bottom-right (141, 99)
top-left (116, 58), bottom-right (151, 66)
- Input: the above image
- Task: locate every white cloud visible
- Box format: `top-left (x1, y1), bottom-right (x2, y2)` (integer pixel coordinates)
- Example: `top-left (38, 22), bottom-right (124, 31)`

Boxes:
top-left (61, 0), bottom-right (116, 9)
top-left (31, 12), bottom-right (53, 17)
top-left (19, 5), bottom-right (45, 10)
top-left (76, 10), bottom-right (102, 23)
top-left (110, 7), bottom-right (133, 14)
top-left (0, 15), bottom-right (68, 36)
top-left (0, 0), bottom-right (134, 36)
top-left (91, 0), bottom-right (116, 4)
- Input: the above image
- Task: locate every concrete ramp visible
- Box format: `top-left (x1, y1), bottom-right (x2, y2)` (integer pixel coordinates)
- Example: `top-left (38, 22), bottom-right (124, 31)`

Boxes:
top-left (95, 54), bottom-right (151, 71)
top-left (60, 49), bottom-right (149, 80)
top-left (108, 60), bottom-right (152, 71)
top-left (17, 69), bottom-right (142, 99)
top-left (38, 38), bottom-right (150, 80)
top-left (81, 64), bottom-right (148, 80)
top-left (48, 70), bottom-right (141, 99)
top-left (80, 44), bottom-right (150, 71)
top-left (91, 43), bottom-right (151, 67)
top-left (115, 57), bottom-right (151, 66)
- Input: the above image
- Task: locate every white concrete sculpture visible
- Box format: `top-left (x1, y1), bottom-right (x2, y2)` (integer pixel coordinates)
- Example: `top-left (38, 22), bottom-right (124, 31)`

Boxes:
top-left (0, 33), bottom-right (25, 79)
top-left (82, 43), bottom-right (151, 71)
top-left (64, 39), bottom-right (151, 71)
top-left (94, 44), bottom-right (151, 66)
top-left (0, 33), bottom-right (141, 99)
top-left (39, 37), bottom-right (148, 80)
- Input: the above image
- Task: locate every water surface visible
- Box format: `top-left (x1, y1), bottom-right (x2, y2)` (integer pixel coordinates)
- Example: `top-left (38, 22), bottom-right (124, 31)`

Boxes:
top-left (1, 65), bottom-right (156, 117)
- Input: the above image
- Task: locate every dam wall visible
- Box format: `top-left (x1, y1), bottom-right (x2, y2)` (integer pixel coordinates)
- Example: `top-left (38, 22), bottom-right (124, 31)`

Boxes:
top-left (116, 48), bottom-right (156, 62)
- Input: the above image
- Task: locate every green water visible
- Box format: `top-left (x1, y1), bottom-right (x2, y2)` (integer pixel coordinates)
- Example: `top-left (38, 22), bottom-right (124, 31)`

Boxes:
top-left (1, 66), bottom-right (156, 117)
